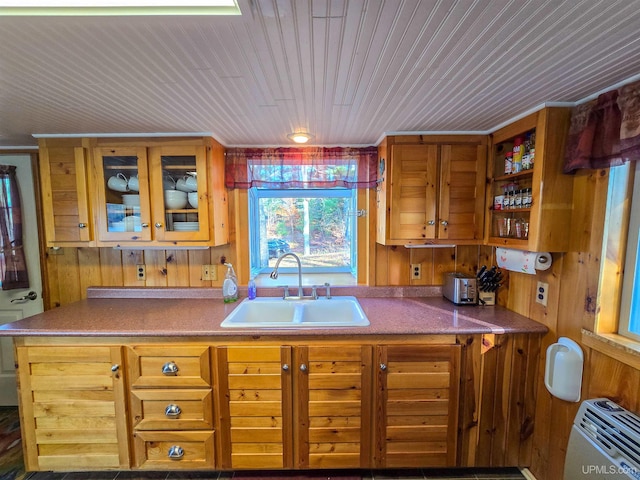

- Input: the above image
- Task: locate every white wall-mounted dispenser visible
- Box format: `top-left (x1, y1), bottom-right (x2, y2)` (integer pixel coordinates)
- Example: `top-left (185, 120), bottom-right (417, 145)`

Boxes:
top-left (544, 337), bottom-right (583, 402)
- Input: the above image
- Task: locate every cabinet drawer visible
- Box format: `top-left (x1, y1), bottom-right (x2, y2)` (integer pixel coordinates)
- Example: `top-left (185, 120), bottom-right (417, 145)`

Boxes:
top-left (131, 389), bottom-right (213, 430)
top-left (133, 430), bottom-right (215, 470)
top-left (127, 346), bottom-right (211, 388)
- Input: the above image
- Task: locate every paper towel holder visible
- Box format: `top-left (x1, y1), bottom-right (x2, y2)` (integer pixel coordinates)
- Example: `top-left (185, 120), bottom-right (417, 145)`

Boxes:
top-left (544, 337), bottom-right (583, 402)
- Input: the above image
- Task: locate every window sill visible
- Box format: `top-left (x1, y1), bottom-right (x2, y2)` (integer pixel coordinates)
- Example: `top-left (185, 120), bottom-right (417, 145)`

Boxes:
top-left (581, 329), bottom-right (640, 370)
top-left (253, 272), bottom-right (357, 288)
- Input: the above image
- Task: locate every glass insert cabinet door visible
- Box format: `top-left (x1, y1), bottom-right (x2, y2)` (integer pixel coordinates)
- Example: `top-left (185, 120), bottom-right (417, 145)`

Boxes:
top-left (148, 145), bottom-right (210, 242)
top-left (94, 146), bottom-right (152, 242)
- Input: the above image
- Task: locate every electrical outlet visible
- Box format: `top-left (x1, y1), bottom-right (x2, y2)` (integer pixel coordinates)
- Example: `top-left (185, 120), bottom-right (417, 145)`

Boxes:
top-left (411, 263), bottom-right (422, 279)
top-left (536, 281), bottom-right (549, 306)
top-left (136, 264), bottom-right (146, 281)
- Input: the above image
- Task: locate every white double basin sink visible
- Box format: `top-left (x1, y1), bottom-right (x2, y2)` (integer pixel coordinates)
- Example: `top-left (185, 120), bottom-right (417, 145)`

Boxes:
top-left (220, 296), bottom-right (370, 328)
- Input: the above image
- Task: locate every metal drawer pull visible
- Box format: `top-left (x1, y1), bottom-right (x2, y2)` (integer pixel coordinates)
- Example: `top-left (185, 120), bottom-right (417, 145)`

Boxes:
top-left (299, 364), bottom-right (307, 372)
top-left (111, 364), bottom-right (120, 372)
top-left (165, 404), bottom-right (182, 417)
top-left (380, 363), bottom-right (387, 371)
top-left (78, 223), bottom-right (87, 228)
top-left (168, 445), bottom-right (184, 459)
top-left (161, 361), bottom-right (179, 376)
top-left (282, 364), bottom-right (289, 371)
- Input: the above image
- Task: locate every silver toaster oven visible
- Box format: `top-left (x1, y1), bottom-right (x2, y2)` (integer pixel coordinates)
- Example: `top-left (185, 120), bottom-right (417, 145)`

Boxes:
top-left (442, 272), bottom-right (477, 305)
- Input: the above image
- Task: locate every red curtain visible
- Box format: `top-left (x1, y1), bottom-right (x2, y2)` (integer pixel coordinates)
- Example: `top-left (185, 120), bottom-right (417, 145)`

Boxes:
top-left (225, 146), bottom-right (378, 189)
top-left (0, 165), bottom-right (29, 290)
top-left (564, 78), bottom-right (640, 173)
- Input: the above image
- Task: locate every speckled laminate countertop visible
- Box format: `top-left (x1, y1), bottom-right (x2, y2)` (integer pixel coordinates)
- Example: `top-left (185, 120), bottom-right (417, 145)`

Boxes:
top-left (0, 286), bottom-right (548, 338)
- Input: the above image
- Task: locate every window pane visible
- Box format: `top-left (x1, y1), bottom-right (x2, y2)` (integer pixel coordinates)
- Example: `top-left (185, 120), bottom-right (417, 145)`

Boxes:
top-left (254, 194), bottom-right (354, 271)
top-left (629, 237), bottom-right (640, 335)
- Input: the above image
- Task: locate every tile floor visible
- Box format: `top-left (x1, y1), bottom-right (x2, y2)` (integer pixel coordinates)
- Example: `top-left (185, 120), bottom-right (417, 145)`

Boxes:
top-left (21, 469), bottom-right (527, 480)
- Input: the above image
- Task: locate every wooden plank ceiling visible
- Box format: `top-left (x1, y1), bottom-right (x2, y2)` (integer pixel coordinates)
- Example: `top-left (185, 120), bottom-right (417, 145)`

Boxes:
top-left (1, 0), bottom-right (640, 147)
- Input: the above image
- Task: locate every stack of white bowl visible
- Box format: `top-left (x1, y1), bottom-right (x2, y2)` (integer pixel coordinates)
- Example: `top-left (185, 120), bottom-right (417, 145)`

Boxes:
top-left (164, 190), bottom-right (188, 209)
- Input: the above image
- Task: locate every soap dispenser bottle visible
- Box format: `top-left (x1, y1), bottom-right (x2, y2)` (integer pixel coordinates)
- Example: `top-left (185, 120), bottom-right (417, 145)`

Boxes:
top-left (247, 276), bottom-right (257, 300)
top-left (222, 263), bottom-right (238, 303)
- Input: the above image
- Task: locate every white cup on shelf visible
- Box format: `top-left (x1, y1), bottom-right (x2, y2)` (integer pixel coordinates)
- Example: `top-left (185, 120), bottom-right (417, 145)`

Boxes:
top-left (128, 175), bottom-right (139, 192)
top-left (176, 175), bottom-right (197, 192)
top-left (163, 174), bottom-right (176, 190)
top-left (107, 173), bottom-right (129, 192)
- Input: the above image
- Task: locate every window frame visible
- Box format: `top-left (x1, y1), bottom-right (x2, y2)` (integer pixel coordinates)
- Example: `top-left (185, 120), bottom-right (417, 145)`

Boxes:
top-left (619, 161), bottom-right (640, 342)
top-left (248, 187), bottom-right (358, 277)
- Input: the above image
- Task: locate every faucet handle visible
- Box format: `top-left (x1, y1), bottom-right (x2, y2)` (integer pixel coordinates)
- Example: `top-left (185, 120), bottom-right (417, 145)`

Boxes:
top-left (311, 285), bottom-right (318, 300)
top-left (324, 282), bottom-right (332, 299)
top-left (278, 285), bottom-right (290, 299)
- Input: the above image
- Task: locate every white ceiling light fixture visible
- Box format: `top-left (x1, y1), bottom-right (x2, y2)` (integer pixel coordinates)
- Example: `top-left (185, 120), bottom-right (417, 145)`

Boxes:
top-left (287, 131), bottom-right (314, 144)
top-left (0, 0), bottom-right (241, 16)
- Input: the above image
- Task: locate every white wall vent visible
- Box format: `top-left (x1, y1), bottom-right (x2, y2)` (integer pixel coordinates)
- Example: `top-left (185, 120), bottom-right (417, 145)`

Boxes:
top-left (565, 398), bottom-right (640, 479)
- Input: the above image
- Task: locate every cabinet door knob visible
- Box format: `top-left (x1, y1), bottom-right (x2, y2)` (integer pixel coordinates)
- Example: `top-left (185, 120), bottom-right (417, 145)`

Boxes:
top-left (441, 220), bottom-right (449, 226)
top-left (111, 364), bottom-right (120, 372)
top-left (427, 220), bottom-right (435, 226)
top-left (141, 223), bottom-right (149, 228)
top-left (299, 364), bottom-right (308, 372)
top-left (161, 361), bottom-right (179, 376)
top-left (282, 364), bottom-right (289, 371)
top-left (167, 445), bottom-right (184, 459)
top-left (155, 222), bottom-right (163, 229)
top-left (380, 363), bottom-right (387, 371)
top-left (165, 404), bottom-right (182, 417)
top-left (78, 223), bottom-right (87, 228)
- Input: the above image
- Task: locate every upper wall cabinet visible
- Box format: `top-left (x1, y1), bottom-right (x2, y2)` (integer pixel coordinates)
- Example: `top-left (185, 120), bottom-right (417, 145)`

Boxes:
top-left (486, 107), bottom-right (573, 252)
top-left (38, 138), bottom-right (94, 247)
top-left (376, 135), bottom-right (487, 246)
top-left (40, 136), bottom-right (229, 248)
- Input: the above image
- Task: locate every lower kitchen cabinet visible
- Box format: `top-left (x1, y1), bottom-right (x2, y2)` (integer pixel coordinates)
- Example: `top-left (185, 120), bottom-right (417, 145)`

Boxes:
top-left (374, 344), bottom-right (461, 468)
top-left (217, 345), bottom-right (294, 469)
top-left (13, 335), bottom-right (539, 473)
top-left (296, 345), bottom-right (373, 469)
top-left (15, 345), bottom-right (129, 471)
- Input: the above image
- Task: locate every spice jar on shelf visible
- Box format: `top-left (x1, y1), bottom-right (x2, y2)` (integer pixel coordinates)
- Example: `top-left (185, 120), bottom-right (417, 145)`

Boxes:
top-left (504, 151), bottom-right (513, 175)
top-left (512, 137), bottom-right (523, 173)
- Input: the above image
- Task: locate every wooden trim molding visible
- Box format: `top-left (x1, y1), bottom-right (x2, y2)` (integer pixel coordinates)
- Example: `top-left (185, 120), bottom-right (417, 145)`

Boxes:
top-left (582, 329), bottom-right (640, 370)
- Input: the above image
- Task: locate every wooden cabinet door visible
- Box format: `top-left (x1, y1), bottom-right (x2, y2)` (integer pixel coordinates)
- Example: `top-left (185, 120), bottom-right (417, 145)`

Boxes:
top-left (389, 144), bottom-right (439, 240)
top-left (93, 146), bottom-right (152, 243)
top-left (16, 345), bottom-right (129, 471)
top-left (148, 145), bottom-right (211, 242)
top-left (39, 139), bottom-right (93, 246)
top-left (296, 345), bottom-right (373, 469)
top-left (374, 344), bottom-right (461, 468)
top-left (217, 345), bottom-right (293, 469)
top-left (438, 143), bottom-right (486, 241)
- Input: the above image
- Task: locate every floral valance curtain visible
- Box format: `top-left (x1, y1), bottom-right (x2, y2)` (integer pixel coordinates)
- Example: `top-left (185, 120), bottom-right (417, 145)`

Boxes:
top-left (225, 146), bottom-right (378, 189)
top-left (564, 79), bottom-right (640, 173)
top-left (0, 165), bottom-right (29, 290)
